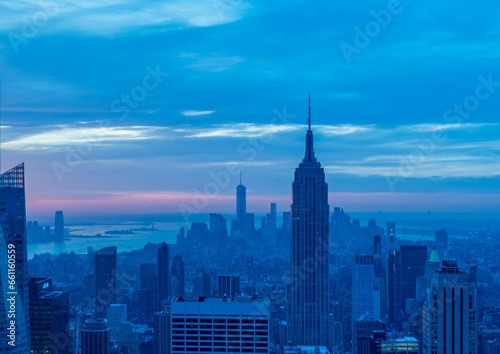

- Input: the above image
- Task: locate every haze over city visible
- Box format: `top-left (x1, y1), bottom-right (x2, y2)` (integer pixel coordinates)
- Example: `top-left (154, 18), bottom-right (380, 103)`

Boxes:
top-left (1, 1), bottom-right (499, 218)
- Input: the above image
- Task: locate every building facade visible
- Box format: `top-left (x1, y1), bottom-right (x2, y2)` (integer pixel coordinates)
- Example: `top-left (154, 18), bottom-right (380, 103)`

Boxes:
top-left (289, 102), bottom-right (330, 346)
top-left (0, 163), bottom-right (30, 352)
top-left (422, 260), bottom-right (477, 354)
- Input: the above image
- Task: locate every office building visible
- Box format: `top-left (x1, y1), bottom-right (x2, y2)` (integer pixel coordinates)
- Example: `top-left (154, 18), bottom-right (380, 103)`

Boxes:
top-left (157, 242), bottom-right (170, 309)
top-left (217, 275), bottom-right (241, 297)
top-left (95, 246), bottom-right (117, 318)
top-left (370, 331), bottom-right (419, 353)
top-left (422, 260), bottom-right (477, 354)
top-left (106, 304), bottom-right (127, 343)
top-left (29, 278), bottom-right (70, 354)
top-left (81, 319), bottom-right (110, 354)
top-left (236, 173), bottom-right (246, 231)
top-left (54, 210), bottom-right (64, 242)
top-left (171, 255), bottom-right (185, 296)
top-left (399, 246), bottom-right (427, 313)
top-left (139, 263), bottom-right (157, 324)
top-left (0, 163), bottom-right (30, 352)
top-left (352, 255), bottom-right (376, 321)
top-left (168, 296), bottom-right (270, 353)
top-left (289, 100), bottom-right (330, 347)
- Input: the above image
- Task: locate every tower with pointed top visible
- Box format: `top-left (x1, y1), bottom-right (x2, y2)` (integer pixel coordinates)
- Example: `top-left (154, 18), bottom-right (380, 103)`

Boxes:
top-left (289, 99), bottom-right (330, 346)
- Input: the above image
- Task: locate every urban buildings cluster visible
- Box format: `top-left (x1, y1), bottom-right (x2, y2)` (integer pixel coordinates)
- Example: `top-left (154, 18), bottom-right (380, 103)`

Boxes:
top-left (1, 109), bottom-right (500, 353)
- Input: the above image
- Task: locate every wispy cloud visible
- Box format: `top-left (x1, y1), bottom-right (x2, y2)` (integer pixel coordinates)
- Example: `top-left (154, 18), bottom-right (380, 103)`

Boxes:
top-left (0, 0), bottom-right (250, 35)
top-left (181, 110), bottom-right (215, 117)
top-left (184, 54), bottom-right (245, 72)
top-left (3, 125), bottom-right (166, 150)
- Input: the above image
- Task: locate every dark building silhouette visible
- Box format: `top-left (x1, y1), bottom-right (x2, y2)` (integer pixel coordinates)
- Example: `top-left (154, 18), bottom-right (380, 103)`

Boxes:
top-left (387, 249), bottom-right (401, 323)
top-left (400, 245), bottom-right (427, 312)
top-left (95, 246), bottom-right (117, 318)
top-left (54, 210), bottom-right (64, 242)
top-left (236, 173), bottom-right (246, 231)
top-left (193, 268), bottom-right (212, 296)
top-left (217, 275), bottom-right (240, 297)
top-left (288, 100), bottom-right (330, 346)
top-left (209, 213), bottom-right (228, 245)
top-left (81, 319), bottom-right (110, 354)
top-left (171, 255), bottom-right (185, 296)
top-left (157, 242), bottom-right (169, 309)
top-left (435, 229), bottom-right (448, 254)
top-left (139, 263), bottom-right (157, 325)
top-left (0, 163), bottom-right (30, 352)
top-left (29, 278), bottom-right (70, 354)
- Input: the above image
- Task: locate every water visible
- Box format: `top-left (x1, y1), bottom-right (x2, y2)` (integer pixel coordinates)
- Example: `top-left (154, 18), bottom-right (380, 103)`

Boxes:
top-left (28, 221), bottom-right (181, 259)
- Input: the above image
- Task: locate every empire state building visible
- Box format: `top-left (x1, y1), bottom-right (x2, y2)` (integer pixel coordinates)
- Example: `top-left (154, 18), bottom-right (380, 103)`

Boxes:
top-left (289, 100), bottom-right (330, 346)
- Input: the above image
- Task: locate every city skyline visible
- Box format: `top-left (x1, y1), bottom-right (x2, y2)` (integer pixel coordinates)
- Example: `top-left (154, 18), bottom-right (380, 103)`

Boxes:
top-left (1, 1), bottom-right (499, 217)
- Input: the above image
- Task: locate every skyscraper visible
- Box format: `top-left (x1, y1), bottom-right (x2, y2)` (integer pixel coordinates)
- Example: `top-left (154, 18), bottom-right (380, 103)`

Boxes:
top-left (81, 319), bottom-right (110, 354)
top-left (217, 275), bottom-right (241, 298)
top-left (29, 278), bottom-right (70, 354)
top-left (139, 263), bottom-right (157, 324)
top-left (352, 255), bottom-right (376, 321)
top-left (0, 163), bottom-right (30, 352)
top-left (171, 255), bottom-right (185, 296)
top-left (236, 172), bottom-right (246, 231)
top-left (157, 242), bottom-right (170, 309)
top-left (54, 210), bottom-right (64, 242)
top-left (289, 100), bottom-right (330, 346)
top-left (400, 245), bottom-right (427, 312)
top-left (95, 246), bottom-right (117, 318)
top-left (422, 260), bottom-right (477, 354)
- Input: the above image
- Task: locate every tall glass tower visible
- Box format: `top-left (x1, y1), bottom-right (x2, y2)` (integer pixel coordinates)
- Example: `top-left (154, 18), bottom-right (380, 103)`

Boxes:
top-left (236, 173), bottom-right (246, 230)
top-left (289, 100), bottom-right (330, 346)
top-left (0, 163), bottom-right (30, 352)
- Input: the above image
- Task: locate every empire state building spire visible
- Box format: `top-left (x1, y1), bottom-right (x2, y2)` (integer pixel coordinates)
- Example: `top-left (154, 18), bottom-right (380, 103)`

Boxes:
top-left (303, 95), bottom-right (317, 164)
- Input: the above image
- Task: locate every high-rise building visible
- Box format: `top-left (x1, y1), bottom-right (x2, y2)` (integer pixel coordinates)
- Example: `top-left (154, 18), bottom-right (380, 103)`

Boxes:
top-left (370, 331), bottom-right (419, 353)
top-left (0, 163), bottom-right (30, 352)
top-left (400, 245), bottom-right (427, 312)
top-left (193, 268), bottom-right (212, 296)
top-left (157, 242), bottom-right (169, 309)
top-left (171, 255), bottom-right (185, 296)
top-left (210, 213), bottom-right (228, 245)
top-left (153, 310), bottom-right (170, 354)
top-left (81, 319), bottom-right (110, 354)
top-left (387, 248), bottom-right (401, 323)
top-left (289, 100), bottom-right (330, 347)
top-left (352, 255), bottom-right (376, 322)
top-left (167, 296), bottom-right (270, 353)
top-left (435, 229), bottom-right (448, 255)
top-left (54, 210), bottom-right (64, 242)
top-left (139, 263), bottom-right (157, 324)
top-left (236, 173), bottom-right (246, 231)
top-left (29, 278), bottom-right (70, 354)
top-left (353, 319), bottom-right (385, 354)
top-left (106, 304), bottom-right (127, 343)
top-left (217, 275), bottom-right (241, 297)
top-left (422, 260), bottom-right (478, 354)
top-left (95, 246), bottom-right (117, 318)
top-left (386, 222), bottom-right (396, 244)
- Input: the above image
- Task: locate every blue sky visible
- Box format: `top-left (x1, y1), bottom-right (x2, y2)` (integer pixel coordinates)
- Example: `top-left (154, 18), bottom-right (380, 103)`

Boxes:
top-left (1, 0), bottom-right (499, 217)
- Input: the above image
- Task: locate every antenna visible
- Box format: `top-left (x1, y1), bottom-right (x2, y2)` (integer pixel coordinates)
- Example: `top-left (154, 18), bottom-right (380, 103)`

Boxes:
top-left (308, 94), bottom-right (311, 131)
top-left (239, 170), bottom-right (242, 185)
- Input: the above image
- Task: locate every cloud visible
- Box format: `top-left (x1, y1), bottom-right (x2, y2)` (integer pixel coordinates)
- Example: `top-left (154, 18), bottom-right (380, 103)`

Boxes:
top-left (184, 54), bottom-right (245, 72)
top-left (0, 0), bottom-right (250, 36)
top-left (3, 124), bottom-right (166, 150)
top-left (181, 110), bottom-right (215, 117)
